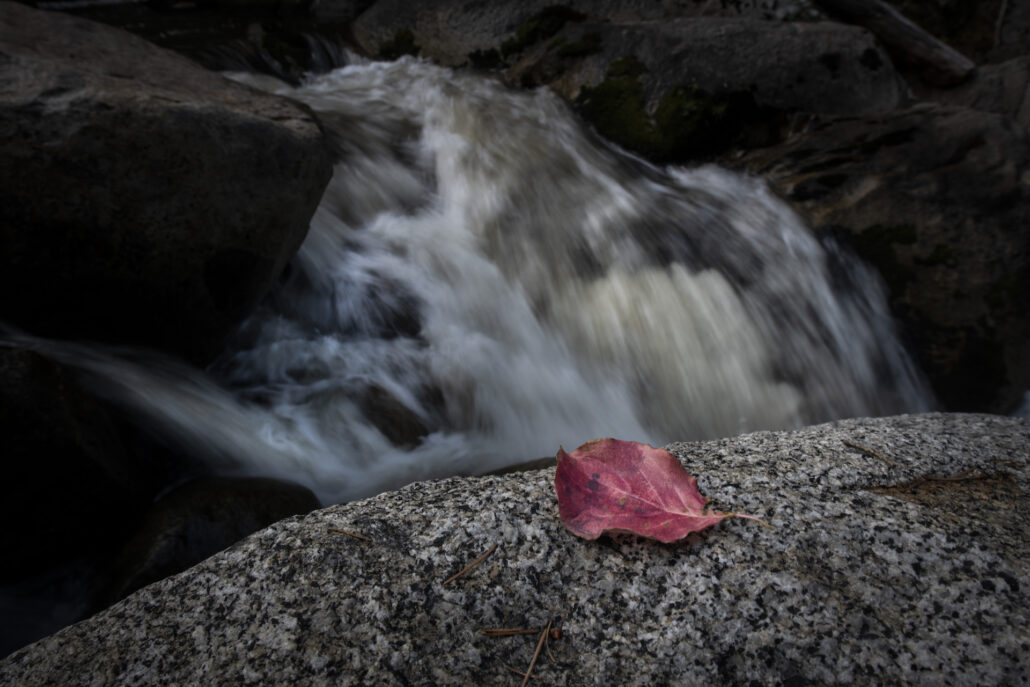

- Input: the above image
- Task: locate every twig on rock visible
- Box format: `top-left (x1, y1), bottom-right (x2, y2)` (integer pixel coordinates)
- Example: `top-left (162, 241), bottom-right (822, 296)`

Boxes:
top-left (843, 440), bottom-right (896, 466)
top-left (504, 664), bottom-right (541, 680)
top-left (544, 626), bottom-right (559, 664)
top-left (521, 620), bottom-right (551, 687)
top-left (912, 468), bottom-right (998, 484)
top-left (328, 527), bottom-right (371, 541)
top-left (443, 543), bottom-right (498, 584)
top-left (483, 628), bottom-right (541, 637)
top-left (995, 0), bottom-right (1009, 49)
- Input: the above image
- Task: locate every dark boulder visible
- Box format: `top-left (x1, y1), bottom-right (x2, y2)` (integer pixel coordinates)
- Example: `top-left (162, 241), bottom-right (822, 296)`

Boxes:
top-left (0, 346), bottom-right (148, 581)
top-left (347, 0), bottom-right (825, 68)
top-left (735, 103), bottom-right (1030, 412)
top-left (880, 0), bottom-right (1029, 64)
top-left (914, 56), bottom-right (1030, 131)
top-left (349, 2), bottom-right (905, 162)
top-left (509, 17), bottom-right (907, 161)
top-left (101, 476), bottom-right (319, 605)
top-left (0, 1), bottom-right (334, 364)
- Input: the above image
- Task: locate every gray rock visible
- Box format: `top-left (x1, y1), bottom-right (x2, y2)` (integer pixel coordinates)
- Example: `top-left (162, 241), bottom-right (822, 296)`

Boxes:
top-left (2, 413), bottom-right (1027, 685)
top-left (347, 0), bottom-right (824, 67)
top-left (505, 17), bottom-right (906, 162)
top-left (350, 4), bottom-right (906, 162)
top-left (877, 0), bottom-right (1029, 65)
top-left (813, 0), bottom-right (975, 86)
top-left (915, 56), bottom-right (1030, 131)
top-left (735, 103), bottom-right (1030, 414)
top-left (511, 17), bottom-right (906, 111)
top-left (0, 1), bottom-right (333, 364)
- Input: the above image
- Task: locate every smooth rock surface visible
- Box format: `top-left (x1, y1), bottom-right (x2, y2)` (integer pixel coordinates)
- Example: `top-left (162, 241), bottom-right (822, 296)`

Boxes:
top-left (736, 103), bottom-right (1030, 413)
top-left (0, 1), bottom-right (333, 363)
top-left (2, 413), bottom-right (1027, 685)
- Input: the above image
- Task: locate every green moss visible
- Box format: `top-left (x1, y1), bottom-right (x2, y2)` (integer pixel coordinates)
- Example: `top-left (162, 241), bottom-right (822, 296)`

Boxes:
top-left (847, 223), bottom-right (918, 296)
top-left (558, 32), bottom-right (602, 58)
top-left (500, 5), bottom-right (587, 57)
top-left (575, 58), bottom-right (759, 162)
top-left (378, 28), bottom-right (419, 61)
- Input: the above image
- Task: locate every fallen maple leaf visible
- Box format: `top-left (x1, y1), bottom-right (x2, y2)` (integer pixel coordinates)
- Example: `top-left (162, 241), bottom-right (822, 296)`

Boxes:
top-left (554, 438), bottom-right (760, 542)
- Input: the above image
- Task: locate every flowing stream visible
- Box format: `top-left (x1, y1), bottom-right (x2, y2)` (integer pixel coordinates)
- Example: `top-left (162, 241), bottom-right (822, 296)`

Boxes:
top-left (31, 57), bottom-right (932, 504)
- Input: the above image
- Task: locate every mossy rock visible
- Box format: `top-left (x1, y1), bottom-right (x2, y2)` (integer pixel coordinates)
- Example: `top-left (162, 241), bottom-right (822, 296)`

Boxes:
top-left (575, 58), bottom-right (761, 162)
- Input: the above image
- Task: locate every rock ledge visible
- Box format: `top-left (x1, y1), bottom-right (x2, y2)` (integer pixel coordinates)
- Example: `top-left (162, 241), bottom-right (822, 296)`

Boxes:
top-left (2, 413), bottom-right (1027, 685)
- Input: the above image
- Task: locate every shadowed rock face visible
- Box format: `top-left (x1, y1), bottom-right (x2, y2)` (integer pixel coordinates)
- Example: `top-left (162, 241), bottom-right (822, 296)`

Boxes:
top-left (736, 103), bottom-right (1030, 413)
top-left (0, 347), bottom-right (147, 580)
top-left (2, 413), bottom-right (1026, 685)
top-left (0, 1), bottom-right (333, 364)
top-left (100, 476), bottom-right (320, 607)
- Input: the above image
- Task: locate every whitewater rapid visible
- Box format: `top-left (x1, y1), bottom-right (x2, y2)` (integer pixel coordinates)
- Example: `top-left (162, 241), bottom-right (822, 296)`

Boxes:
top-left (18, 57), bottom-right (933, 503)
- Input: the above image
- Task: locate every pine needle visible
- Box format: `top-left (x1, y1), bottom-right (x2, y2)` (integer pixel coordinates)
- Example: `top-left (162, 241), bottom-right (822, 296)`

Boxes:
top-left (483, 628), bottom-right (540, 637)
top-left (328, 527), bottom-right (371, 541)
top-left (843, 440), bottom-right (895, 466)
top-left (520, 620), bottom-right (551, 687)
top-left (504, 664), bottom-right (541, 680)
top-left (443, 544), bottom-right (498, 584)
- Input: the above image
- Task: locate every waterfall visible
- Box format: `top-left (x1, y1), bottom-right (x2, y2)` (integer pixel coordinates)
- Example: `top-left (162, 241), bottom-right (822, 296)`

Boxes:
top-left (19, 57), bottom-right (932, 504)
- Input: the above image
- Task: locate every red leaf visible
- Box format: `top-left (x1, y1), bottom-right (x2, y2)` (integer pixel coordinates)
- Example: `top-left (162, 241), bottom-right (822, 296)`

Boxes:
top-left (554, 438), bottom-right (759, 543)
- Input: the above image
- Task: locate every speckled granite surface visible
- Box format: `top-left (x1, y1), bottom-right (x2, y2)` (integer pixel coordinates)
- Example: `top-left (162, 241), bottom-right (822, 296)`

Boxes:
top-left (2, 413), bottom-right (1028, 685)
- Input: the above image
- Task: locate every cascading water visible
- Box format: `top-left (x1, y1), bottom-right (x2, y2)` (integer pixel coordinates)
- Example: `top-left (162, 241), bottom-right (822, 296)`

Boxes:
top-left (23, 56), bottom-right (932, 504)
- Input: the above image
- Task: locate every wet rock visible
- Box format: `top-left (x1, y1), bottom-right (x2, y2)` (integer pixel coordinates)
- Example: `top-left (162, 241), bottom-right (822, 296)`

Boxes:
top-left (0, 346), bottom-right (148, 582)
top-left (0, 1), bottom-right (333, 364)
top-left (358, 384), bottom-right (429, 449)
top-left (1, 413), bottom-right (1026, 685)
top-left (736, 103), bottom-right (1030, 412)
top-left (102, 476), bottom-right (319, 605)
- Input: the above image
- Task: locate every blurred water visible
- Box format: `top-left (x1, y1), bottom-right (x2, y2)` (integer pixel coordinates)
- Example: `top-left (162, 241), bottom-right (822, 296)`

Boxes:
top-left (19, 57), bottom-right (932, 504)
